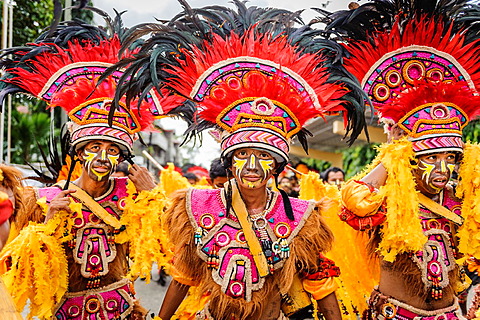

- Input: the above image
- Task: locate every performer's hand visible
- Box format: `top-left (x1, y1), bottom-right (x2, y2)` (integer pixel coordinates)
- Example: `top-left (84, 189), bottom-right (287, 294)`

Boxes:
top-left (45, 189), bottom-right (76, 222)
top-left (129, 164), bottom-right (157, 192)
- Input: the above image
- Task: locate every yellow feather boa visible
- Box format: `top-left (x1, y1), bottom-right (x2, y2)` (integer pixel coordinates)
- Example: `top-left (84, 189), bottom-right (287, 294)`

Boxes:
top-left (116, 182), bottom-right (173, 282)
top-left (159, 163), bottom-right (191, 197)
top-left (299, 171), bottom-right (379, 319)
top-left (375, 138), bottom-right (425, 262)
top-left (456, 142), bottom-right (480, 258)
top-left (0, 199), bottom-right (81, 319)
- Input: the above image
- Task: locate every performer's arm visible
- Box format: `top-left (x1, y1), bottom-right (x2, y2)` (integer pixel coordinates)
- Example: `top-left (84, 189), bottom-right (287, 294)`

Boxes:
top-left (317, 291), bottom-right (342, 320)
top-left (158, 279), bottom-right (190, 319)
top-left (360, 163), bottom-right (387, 189)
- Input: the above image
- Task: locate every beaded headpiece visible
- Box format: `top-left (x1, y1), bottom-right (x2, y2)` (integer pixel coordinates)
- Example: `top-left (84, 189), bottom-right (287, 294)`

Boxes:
top-left (346, 20), bottom-right (480, 153)
top-left (322, 1), bottom-right (480, 154)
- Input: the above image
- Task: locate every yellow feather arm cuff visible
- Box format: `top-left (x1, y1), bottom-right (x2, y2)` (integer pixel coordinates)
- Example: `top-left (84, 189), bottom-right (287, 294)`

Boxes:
top-left (159, 163), bottom-right (191, 197)
top-left (170, 265), bottom-right (199, 287)
top-left (375, 138), bottom-right (425, 262)
top-left (117, 183), bottom-right (173, 282)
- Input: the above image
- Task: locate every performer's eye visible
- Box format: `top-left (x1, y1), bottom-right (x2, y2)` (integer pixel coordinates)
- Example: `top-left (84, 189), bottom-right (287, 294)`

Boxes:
top-left (108, 148), bottom-right (119, 155)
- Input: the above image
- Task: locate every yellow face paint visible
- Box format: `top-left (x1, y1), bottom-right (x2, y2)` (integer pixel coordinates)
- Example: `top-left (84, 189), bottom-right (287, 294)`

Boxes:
top-left (84, 150), bottom-right (119, 181)
top-left (419, 160), bottom-right (435, 182)
top-left (259, 159), bottom-right (274, 180)
top-left (249, 154), bottom-right (256, 169)
top-left (447, 163), bottom-right (455, 176)
top-left (233, 156), bottom-right (247, 178)
top-left (440, 160), bottom-right (447, 173)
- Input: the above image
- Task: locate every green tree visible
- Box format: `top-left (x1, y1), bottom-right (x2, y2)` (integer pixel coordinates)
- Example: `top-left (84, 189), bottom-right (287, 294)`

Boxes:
top-left (10, 104), bottom-right (51, 163)
top-left (0, 0), bottom-right (54, 47)
top-left (1, 1), bottom-right (94, 164)
top-left (342, 143), bottom-right (379, 179)
top-left (463, 119), bottom-right (480, 143)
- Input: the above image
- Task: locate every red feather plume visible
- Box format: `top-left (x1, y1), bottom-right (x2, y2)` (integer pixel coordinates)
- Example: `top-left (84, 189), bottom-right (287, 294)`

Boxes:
top-left (5, 36), bottom-right (127, 99)
top-left (381, 81), bottom-right (480, 123)
top-left (167, 30), bottom-right (348, 127)
top-left (344, 18), bottom-right (480, 89)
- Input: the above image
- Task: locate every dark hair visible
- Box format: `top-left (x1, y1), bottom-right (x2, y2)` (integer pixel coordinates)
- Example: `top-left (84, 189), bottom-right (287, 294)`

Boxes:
top-left (115, 162), bottom-right (130, 176)
top-left (322, 167), bottom-right (345, 183)
top-left (209, 158), bottom-right (227, 180)
top-left (183, 172), bottom-right (199, 182)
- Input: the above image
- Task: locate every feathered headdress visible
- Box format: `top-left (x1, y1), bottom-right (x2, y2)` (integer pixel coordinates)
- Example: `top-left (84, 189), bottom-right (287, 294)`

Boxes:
top-left (109, 0), bottom-right (368, 163)
top-left (0, 16), bottom-right (169, 155)
top-left (320, 0), bottom-right (480, 154)
top-left (167, 30), bottom-right (349, 162)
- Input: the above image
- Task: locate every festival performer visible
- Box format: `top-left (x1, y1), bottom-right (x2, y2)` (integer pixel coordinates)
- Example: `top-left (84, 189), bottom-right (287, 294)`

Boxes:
top-left (0, 13), bottom-right (180, 319)
top-left (110, 2), bottom-right (367, 319)
top-left (320, 1), bottom-right (480, 319)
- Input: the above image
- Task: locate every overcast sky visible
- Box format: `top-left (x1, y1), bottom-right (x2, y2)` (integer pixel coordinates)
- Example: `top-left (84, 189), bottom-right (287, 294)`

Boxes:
top-left (93, 0), bottom-right (355, 27)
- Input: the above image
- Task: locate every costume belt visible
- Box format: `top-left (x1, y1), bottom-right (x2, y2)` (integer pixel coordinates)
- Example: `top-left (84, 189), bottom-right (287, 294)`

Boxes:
top-left (53, 278), bottom-right (135, 320)
top-left (366, 288), bottom-right (465, 320)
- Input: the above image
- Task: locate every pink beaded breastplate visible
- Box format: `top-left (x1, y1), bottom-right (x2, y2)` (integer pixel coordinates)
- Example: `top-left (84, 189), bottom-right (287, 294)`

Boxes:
top-left (186, 188), bottom-right (314, 302)
top-left (38, 177), bottom-right (130, 289)
top-left (411, 189), bottom-right (462, 300)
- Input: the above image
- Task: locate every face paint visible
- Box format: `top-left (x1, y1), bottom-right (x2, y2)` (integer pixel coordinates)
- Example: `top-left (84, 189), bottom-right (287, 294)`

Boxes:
top-left (259, 159), bottom-right (274, 181)
top-left (232, 149), bottom-right (275, 189)
top-left (418, 160), bottom-right (435, 183)
top-left (83, 149), bottom-right (119, 181)
top-left (447, 163), bottom-right (455, 176)
top-left (414, 153), bottom-right (456, 195)
top-left (233, 156), bottom-right (247, 179)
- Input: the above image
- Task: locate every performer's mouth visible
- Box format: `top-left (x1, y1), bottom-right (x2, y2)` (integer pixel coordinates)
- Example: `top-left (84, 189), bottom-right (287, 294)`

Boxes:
top-left (242, 175), bottom-right (261, 182)
top-left (93, 166), bottom-right (110, 173)
top-left (431, 177), bottom-right (447, 189)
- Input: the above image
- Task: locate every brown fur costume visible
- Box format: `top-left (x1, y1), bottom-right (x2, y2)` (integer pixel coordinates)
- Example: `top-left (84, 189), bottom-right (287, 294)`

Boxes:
top-left (164, 189), bottom-right (334, 320)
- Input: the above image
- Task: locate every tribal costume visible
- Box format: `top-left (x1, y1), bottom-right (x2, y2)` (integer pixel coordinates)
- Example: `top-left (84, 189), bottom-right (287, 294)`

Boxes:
top-left (109, 2), bottom-right (367, 319)
top-left (0, 11), bottom-right (178, 319)
top-left (319, 1), bottom-right (480, 319)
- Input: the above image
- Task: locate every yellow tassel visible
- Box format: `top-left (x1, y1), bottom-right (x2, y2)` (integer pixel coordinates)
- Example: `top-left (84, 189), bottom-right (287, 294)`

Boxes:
top-left (0, 223), bottom-right (69, 319)
top-left (300, 172), bottom-right (378, 319)
top-left (376, 138), bottom-right (425, 262)
top-left (311, 298), bottom-right (320, 320)
top-left (159, 163), bottom-right (191, 197)
top-left (456, 143), bottom-right (480, 257)
top-left (117, 182), bottom-right (173, 282)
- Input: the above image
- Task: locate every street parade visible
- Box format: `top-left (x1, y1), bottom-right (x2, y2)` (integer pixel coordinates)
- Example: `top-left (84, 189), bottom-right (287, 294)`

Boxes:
top-left (0, 0), bottom-right (480, 320)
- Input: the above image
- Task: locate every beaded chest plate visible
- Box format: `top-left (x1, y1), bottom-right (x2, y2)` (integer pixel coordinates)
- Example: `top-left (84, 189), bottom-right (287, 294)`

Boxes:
top-left (186, 188), bottom-right (314, 301)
